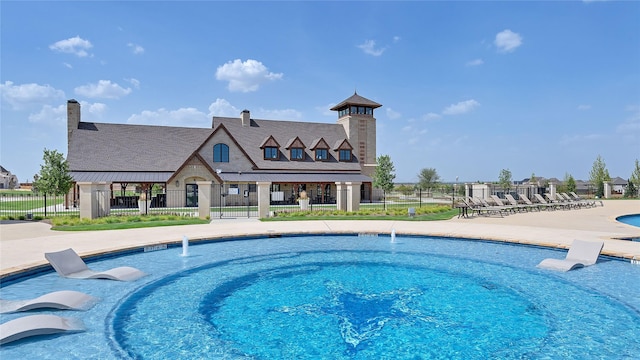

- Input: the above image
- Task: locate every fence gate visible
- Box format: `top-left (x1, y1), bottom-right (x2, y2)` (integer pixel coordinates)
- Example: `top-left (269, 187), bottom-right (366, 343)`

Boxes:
top-left (211, 183), bottom-right (258, 218)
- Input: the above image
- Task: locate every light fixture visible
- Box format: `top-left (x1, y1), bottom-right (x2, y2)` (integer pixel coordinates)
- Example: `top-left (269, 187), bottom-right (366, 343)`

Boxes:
top-left (175, 180), bottom-right (180, 187)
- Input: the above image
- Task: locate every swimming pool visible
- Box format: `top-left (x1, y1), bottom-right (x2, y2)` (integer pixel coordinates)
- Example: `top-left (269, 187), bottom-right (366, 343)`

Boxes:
top-left (1, 235), bottom-right (639, 359)
top-left (617, 213), bottom-right (640, 228)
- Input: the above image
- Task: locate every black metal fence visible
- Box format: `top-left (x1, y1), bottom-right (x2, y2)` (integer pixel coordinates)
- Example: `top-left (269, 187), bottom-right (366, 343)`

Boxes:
top-left (211, 184), bottom-right (258, 218)
top-left (0, 192), bottom-right (77, 219)
top-left (0, 186), bottom-right (459, 220)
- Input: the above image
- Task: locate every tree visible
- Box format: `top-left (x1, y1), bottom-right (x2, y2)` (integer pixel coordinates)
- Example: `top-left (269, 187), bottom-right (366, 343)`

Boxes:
top-left (33, 148), bottom-right (74, 196)
top-left (417, 168), bottom-right (440, 196)
top-left (530, 172), bottom-right (536, 185)
top-left (589, 155), bottom-right (611, 198)
top-left (561, 173), bottom-right (576, 194)
top-left (629, 159), bottom-right (640, 198)
top-left (498, 168), bottom-right (512, 195)
top-left (373, 155), bottom-right (395, 192)
top-left (625, 180), bottom-right (637, 198)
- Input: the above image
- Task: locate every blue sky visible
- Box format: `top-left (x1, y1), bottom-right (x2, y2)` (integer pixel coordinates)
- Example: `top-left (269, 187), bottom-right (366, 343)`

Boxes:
top-left (1, 1), bottom-right (639, 184)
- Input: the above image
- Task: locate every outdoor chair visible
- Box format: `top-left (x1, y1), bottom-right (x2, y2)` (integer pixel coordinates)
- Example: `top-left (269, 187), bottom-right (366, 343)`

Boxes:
top-left (0, 290), bottom-right (98, 314)
top-left (537, 239), bottom-right (604, 271)
top-left (45, 248), bottom-right (146, 281)
top-left (0, 314), bottom-right (85, 345)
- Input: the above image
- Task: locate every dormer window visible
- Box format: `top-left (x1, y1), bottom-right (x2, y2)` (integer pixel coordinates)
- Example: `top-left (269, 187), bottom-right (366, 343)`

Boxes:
top-left (260, 135), bottom-right (281, 161)
top-left (339, 149), bottom-right (352, 161)
top-left (334, 139), bottom-right (354, 162)
top-left (291, 147), bottom-right (304, 160)
top-left (264, 146), bottom-right (278, 160)
top-left (315, 149), bottom-right (328, 161)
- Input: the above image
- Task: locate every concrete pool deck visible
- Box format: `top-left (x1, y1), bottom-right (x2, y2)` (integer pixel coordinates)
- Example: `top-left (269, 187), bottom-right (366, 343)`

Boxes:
top-left (1, 199), bottom-right (639, 279)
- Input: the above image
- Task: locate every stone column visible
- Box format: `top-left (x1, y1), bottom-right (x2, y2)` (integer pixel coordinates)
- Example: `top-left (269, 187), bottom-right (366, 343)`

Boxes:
top-left (257, 182), bottom-right (271, 218)
top-left (464, 183), bottom-right (470, 200)
top-left (196, 181), bottom-right (212, 220)
top-left (77, 182), bottom-right (110, 219)
top-left (346, 182), bottom-right (362, 212)
top-left (549, 182), bottom-right (557, 200)
top-left (335, 182), bottom-right (345, 211)
top-left (604, 182), bottom-right (611, 199)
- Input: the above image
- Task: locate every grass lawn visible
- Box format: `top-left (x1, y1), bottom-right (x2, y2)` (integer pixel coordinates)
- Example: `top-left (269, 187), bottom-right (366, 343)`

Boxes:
top-left (49, 215), bottom-right (210, 231)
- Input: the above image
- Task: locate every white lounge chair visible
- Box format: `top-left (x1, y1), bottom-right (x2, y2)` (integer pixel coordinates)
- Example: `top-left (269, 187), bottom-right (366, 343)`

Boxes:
top-left (0, 291), bottom-right (98, 314)
top-left (0, 314), bottom-right (85, 345)
top-left (537, 239), bottom-right (605, 272)
top-left (45, 248), bottom-right (146, 281)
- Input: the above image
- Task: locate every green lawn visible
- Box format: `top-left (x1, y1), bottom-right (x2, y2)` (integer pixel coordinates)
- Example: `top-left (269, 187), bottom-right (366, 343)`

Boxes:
top-left (50, 215), bottom-right (210, 231)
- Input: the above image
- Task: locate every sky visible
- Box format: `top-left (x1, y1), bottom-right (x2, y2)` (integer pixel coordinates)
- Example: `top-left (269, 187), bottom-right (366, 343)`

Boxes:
top-left (1, 1), bottom-right (639, 184)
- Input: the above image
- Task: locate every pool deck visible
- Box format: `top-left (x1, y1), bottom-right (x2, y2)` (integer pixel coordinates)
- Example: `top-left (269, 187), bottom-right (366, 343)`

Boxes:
top-left (1, 199), bottom-right (639, 279)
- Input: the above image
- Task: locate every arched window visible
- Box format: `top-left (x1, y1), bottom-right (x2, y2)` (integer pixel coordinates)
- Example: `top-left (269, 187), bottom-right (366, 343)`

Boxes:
top-left (213, 143), bottom-right (229, 162)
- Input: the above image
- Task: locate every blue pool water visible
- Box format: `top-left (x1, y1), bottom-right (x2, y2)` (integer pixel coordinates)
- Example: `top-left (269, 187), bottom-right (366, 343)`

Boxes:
top-left (617, 214), bottom-right (640, 228)
top-left (1, 235), bottom-right (639, 359)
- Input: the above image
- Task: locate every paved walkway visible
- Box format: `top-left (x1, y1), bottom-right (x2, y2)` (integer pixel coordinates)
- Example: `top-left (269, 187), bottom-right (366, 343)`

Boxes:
top-left (1, 200), bottom-right (639, 278)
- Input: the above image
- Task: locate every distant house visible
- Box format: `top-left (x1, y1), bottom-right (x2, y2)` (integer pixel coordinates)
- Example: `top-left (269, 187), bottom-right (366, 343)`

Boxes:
top-left (611, 177), bottom-right (628, 195)
top-left (0, 166), bottom-right (18, 189)
top-left (66, 93), bottom-right (381, 208)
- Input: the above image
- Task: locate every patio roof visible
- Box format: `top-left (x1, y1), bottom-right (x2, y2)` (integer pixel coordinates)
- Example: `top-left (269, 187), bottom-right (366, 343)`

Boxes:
top-left (70, 172), bottom-right (175, 183)
top-left (218, 172), bottom-right (371, 183)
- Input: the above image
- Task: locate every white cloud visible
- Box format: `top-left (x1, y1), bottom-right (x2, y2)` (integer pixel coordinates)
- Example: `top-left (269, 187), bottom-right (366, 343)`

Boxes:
top-left (616, 105), bottom-right (640, 133)
top-left (28, 104), bottom-right (66, 124)
top-left (559, 133), bottom-right (603, 146)
top-left (0, 81), bottom-right (65, 110)
top-left (127, 108), bottom-right (208, 127)
top-left (81, 101), bottom-right (108, 118)
top-left (63, 62), bottom-right (73, 69)
top-left (127, 43), bottom-right (145, 55)
top-left (442, 99), bottom-right (480, 115)
top-left (27, 101), bottom-right (107, 125)
top-left (74, 80), bottom-right (132, 99)
top-left (577, 104), bottom-right (591, 110)
top-left (402, 125), bottom-right (413, 132)
top-left (494, 29), bottom-right (522, 53)
top-left (316, 103), bottom-right (336, 117)
top-left (255, 108), bottom-right (302, 120)
top-left (393, 36), bottom-right (401, 43)
top-left (357, 40), bottom-right (386, 56)
top-left (215, 59), bottom-right (283, 92)
top-left (386, 108), bottom-right (402, 120)
top-left (126, 78), bottom-right (141, 89)
top-left (49, 36), bottom-right (93, 57)
top-left (208, 98), bottom-right (240, 117)
top-left (466, 58), bottom-right (484, 67)
top-left (423, 112), bottom-right (441, 121)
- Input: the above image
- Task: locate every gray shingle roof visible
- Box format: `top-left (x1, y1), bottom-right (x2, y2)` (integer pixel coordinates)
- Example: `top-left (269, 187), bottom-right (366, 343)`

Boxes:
top-left (212, 116), bottom-right (362, 172)
top-left (67, 122), bottom-right (212, 172)
top-left (330, 92), bottom-right (382, 110)
top-left (219, 172), bottom-right (370, 183)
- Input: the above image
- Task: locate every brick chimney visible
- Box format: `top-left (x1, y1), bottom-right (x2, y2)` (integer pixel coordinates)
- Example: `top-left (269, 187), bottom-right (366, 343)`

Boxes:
top-left (241, 109), bottom-right (250, 127)
top-left (67, 99), bottom-right (80, 148)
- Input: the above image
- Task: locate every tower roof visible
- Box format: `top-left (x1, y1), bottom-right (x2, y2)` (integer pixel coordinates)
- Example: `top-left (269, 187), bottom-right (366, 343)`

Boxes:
top-left (330, 92), bottom-right (382, 111)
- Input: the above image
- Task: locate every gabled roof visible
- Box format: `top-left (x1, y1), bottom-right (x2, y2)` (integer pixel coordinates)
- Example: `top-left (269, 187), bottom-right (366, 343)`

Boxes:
top-left (309, 137), bottom-right (329, 150)
top-left (67, 122), bottom-right (213, 173)
top-left (330, 92), bottom-right (382, 111)
top-left (212, 116), bottom-right (362, 172)
top-left (611, 177), bottom-right (628, 185)
top-left (333, 139), bottom-right (353, 151)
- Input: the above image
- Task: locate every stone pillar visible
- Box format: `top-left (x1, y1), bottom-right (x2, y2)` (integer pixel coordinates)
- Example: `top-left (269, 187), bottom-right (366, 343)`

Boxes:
top-left (335, 182), bottom-right (346, 211)
top-left (549, 182), bottom-right (557, 200)
top-left (464, 183), bottom-right (470, 199)
top-left (604, 182), bottom-right (611, 199)
top-left (196, 181), bottom-right (212, 220)
top-left (346, 182), bottom-right (361, 212)
top-left (257, 182), bottom-right (271, 218)
top-left (77, 182), bottom-right (110, 219)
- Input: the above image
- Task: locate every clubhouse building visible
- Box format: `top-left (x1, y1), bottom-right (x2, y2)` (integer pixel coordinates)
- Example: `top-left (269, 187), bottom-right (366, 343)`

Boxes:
top-left (66, 93), bottom-right (382, 218)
